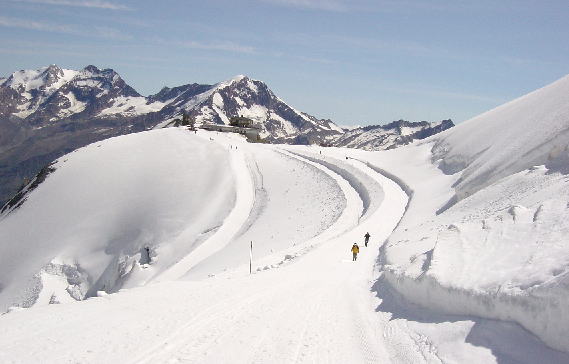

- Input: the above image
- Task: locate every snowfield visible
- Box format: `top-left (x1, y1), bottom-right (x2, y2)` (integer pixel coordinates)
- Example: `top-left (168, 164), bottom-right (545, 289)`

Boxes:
top-left (1, 74), bottom-right (569, 363)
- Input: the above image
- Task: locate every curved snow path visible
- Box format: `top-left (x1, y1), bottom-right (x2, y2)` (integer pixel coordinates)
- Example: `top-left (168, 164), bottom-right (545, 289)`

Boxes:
top-left (129, 148), bottom-right (410, 364)
top-left (0, 139), bottom-right (419, 364)
top-left (157, 139), bottom-right (354, 281)
top-left (155, 147), bottom-right (255, 282)
top-left (2, 134), bottom-right (569, 363)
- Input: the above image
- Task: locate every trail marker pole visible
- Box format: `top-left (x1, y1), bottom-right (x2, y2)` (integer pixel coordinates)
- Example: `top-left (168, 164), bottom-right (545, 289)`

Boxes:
top-left (249, 241), bottom-right (253, 274)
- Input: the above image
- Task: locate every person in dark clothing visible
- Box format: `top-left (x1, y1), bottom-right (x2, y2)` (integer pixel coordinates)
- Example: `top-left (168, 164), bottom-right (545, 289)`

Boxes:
top-left (364, 232), bottom-right (370, 247)
top-left (145, 247), bottom-right (151, 264)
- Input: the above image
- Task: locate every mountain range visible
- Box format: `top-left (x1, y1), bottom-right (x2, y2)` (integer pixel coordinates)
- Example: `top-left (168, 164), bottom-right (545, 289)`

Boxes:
top-left (0, 64), bottom-right (453, 205)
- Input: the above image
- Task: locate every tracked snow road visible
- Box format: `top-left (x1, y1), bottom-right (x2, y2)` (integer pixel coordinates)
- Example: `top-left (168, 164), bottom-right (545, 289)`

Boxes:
top-left (2, 129), bottom-right (568, 363)
top-left (125, 143), bottom-right (409, 364)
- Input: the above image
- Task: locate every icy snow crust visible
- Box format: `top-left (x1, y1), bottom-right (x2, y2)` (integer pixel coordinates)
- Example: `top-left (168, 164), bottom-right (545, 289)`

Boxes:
top-left (1, 75), bottom-right (569, 362)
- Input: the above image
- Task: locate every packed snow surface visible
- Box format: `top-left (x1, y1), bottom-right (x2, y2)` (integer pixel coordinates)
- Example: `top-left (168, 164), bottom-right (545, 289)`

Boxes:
top-left (1, 74), bottom-right (569, 363)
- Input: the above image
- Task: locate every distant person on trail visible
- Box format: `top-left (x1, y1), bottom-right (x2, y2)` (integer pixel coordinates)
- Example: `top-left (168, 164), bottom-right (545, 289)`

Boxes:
top-left (364, 232), bottom-right (370, 247)
top-left (145, 247), bottom-right (151, 264)
top-left (351, 243), bottom-right (360, 261)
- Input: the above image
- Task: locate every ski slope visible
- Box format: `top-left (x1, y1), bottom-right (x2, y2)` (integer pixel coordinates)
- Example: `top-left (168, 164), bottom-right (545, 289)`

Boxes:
top-left (1, 123), bottom-right (568, 363)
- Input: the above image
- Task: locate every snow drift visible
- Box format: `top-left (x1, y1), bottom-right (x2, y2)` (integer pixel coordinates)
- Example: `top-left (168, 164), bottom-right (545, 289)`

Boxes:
top-left (0, 128), bottom-right (236, 309)
top-left (0, 128), bottom-right (348, 311)
top-left (432, 75), bottom-right (569, 206)
top-left (376, 74), bottom-right (569, 352)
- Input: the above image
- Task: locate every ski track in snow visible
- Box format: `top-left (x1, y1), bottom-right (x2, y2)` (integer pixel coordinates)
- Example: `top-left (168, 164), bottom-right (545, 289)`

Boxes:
top-left (1, 130), bottom-right (568, 363)
top-left (127, 143), bottom-right (411, 364)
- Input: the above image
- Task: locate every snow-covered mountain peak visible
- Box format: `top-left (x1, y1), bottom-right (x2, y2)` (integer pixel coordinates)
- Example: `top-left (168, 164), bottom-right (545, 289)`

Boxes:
top-left (76, 66), bottom-right (98, 80)
top-left (231, 74), bottom-right (247, 82)
top-left (4, 64), bottom-right (78, 93)
top-left (73, 65), bottom-right (135, 93)
top-left (213, 74), bottom-right (252, 91)
top-left (156, 74), bottom-right (345, 142)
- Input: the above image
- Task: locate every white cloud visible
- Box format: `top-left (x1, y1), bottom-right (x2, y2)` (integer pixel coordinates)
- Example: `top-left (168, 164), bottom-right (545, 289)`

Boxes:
top-left (174, 40), bottom-right (255, 53)
top-left (94, 26), bottom-right (132, 40)
top-left (0, 16), bottom-right (76, 33)
top-left (0, 16), bottom-right (131, 40)
top-left (9, 0), bottom-right (129, 10)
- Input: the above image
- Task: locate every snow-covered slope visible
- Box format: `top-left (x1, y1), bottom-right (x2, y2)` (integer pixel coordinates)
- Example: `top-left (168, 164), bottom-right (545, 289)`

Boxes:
top-left (4, 67), bottom-right (568, 362)
top-left (0, 129), bottom-right (347, 310)
top-left (363, 74), bottom-right (569, 353)
top-left (1, 116), bottom-right (569, 362)
top-left (0, 129), bottom-right (225, 307)
top-left (432, 75), bottom-right (569, 205)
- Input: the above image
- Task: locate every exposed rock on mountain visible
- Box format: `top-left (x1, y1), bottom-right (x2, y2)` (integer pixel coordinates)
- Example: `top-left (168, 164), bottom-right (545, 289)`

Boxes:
top-left (0, 65), bottom-right (163, 207)
top-left (0, 65), bottom-right (164, 124)
top-left (154, 75), bottom-right (344, 144)
top-left (332, 119), bottom-right (454, 150)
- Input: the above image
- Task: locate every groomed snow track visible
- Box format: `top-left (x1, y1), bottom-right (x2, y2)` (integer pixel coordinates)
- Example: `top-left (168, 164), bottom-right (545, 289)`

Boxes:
top-left (127, 143), bottom-right (411, 364)
top-left (1, 130), bottom-right (568, 363)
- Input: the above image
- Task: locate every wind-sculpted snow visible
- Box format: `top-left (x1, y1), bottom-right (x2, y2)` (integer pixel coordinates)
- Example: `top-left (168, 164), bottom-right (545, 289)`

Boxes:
top-left (349, 73), bottom-right (569, 353)
top-left (430, 74), bottom-right (569, 207)
top-left (182, 144), bottom-right (347, 279)
top-left (0, 128), bottom-right (236, 310)
top-left (388, 168), bottom-right (569, 352)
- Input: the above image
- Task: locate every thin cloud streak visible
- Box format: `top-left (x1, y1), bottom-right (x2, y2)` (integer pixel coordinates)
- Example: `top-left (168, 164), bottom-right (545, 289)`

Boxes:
top-left (9, 0), bottom-right (130, 10)
top-left (0, 16), bottom-right (75, 33)
top-left (0, 16), bottom-right (132, 40)
top-left (386, 85), bottom-right (505, 104)
top-left (94, 26), bottom-right (133, 41)
top-left (0, 47), bottom-right (171, 64)
top-left (152, 37), bottom-right (257, 54)
top-left (259, 0), bottom-right (348, 12)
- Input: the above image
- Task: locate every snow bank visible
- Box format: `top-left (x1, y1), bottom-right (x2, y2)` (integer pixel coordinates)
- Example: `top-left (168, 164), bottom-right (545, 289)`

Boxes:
top-left (0, 128), bottom-right (235, 311)
top-left (182, 144), bottom-right (349, 279)
top-left (368, 74), bottom-right (569, 352)
top-left (431, 74), bottom-right (569, 205)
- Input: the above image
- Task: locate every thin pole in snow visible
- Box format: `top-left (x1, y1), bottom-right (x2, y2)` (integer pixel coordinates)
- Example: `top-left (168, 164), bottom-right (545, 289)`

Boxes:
top-left (249, 241), bottom-right (253, 274)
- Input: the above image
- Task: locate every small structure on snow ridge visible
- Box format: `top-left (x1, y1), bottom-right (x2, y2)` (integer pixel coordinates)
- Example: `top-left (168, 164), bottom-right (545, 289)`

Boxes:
top-left (229, 116), bottom-right (254, 128)
top-left (201, 115), bottom-right (262, 142)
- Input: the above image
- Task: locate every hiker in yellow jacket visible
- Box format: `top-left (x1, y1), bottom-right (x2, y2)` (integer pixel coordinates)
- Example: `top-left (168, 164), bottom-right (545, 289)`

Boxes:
top-left (351, 243), bottom-right (360, 261)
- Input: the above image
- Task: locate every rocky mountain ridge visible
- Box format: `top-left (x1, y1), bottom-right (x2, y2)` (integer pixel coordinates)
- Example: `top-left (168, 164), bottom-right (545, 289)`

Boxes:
top-left (0, 64), bottom-right (453, 206)
top-left (332, 119), bottom-right (454, 150)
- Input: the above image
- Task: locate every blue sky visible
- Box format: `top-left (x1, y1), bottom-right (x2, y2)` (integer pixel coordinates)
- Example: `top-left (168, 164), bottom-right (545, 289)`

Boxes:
top-left (1, 0), bottom-right (568, 126)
